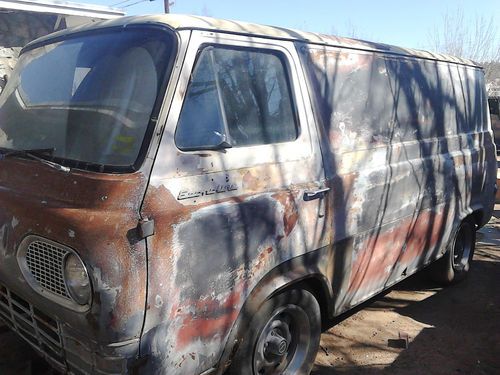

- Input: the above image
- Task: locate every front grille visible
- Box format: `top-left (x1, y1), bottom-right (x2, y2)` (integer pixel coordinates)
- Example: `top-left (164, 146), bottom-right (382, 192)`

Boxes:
top-left (0, 283), bottom-right (66, 371)
top-left (25, 240), bottom-right (70, 299)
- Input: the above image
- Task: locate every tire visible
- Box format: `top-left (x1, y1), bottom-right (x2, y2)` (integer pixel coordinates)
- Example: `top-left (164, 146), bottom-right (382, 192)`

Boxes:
top-left (227, 289), bottom-right (321, 375)
top-left (428, 219), bottom-right (476, 285)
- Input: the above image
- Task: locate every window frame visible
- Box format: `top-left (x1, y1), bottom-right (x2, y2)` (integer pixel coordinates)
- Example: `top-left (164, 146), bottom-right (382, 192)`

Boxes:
top-left (174, 43), bottom-right (301, 151)
top-left (153, 31), bottom-right (319, 181)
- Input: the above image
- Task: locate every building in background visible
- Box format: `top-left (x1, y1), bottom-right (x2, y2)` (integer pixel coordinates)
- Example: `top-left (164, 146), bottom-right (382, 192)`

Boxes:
top-left (0, 0), bottom-right (124, 83)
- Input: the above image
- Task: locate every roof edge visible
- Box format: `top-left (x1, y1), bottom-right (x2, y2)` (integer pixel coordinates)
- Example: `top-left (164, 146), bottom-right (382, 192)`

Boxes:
top-left (19, 13), bottom-right (482, 68)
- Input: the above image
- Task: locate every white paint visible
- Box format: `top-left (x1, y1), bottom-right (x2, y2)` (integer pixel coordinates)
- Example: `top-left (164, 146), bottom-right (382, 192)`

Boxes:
top-left (68, 229), bottom-right (75, 238)
top-left (11, 216), bottom-right (18, 228)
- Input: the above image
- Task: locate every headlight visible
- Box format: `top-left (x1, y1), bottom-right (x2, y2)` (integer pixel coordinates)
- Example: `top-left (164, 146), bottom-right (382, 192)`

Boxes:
top-left (64, 253), bottom-right (91, 305)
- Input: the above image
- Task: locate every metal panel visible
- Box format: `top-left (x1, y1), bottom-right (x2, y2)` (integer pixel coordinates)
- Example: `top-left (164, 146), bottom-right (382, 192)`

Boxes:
top-left (298, 42), bottom-right (497, 314)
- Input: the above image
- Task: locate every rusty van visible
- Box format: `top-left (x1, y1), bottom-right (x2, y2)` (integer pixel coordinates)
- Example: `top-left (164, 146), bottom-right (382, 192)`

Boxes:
top-left (0, 14), bottom-right (497, 375)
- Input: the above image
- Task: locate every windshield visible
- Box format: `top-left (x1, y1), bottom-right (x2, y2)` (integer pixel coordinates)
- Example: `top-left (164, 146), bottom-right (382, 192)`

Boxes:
top-left (0, 26), bottom-right (174, 171)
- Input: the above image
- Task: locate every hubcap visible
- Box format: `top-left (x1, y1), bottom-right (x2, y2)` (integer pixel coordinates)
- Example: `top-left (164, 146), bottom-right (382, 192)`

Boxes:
top-left (265, 330), bottom-right (288, 356)
top-left (253, 305), bottom-right (310, 375)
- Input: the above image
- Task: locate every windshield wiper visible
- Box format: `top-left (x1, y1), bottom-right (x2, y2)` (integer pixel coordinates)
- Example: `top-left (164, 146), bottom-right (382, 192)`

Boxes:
top-left (0, 147), bottom-right (70, 172)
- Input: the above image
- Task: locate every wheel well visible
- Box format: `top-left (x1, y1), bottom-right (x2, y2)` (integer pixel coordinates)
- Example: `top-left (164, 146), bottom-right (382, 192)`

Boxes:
top-left (278, 276), bottom-right (331, 328)
top-left (470, 210), bottom-right (483, 228)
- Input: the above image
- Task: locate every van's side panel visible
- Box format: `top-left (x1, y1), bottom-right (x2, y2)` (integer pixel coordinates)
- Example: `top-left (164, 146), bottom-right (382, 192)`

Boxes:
top-left (298, 43), bottom-right (496, 314)
top-left (139, 32), bottom-right (328, 375)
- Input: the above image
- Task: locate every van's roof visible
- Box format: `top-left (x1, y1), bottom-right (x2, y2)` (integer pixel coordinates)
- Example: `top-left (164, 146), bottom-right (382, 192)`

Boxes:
top-left (27, 13), bottom-right (481, 68)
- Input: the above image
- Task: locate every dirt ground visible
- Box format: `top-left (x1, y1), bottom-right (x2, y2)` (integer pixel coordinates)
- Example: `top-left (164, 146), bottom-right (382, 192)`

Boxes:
top-left (1, 208), bottom-right (499, 375)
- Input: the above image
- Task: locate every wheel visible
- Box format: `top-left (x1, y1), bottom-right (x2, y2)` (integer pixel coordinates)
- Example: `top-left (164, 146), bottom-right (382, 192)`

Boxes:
top-left (227, 289), bottom-right (321, 375)
top-left (428, 219), bottom-right (476, 284)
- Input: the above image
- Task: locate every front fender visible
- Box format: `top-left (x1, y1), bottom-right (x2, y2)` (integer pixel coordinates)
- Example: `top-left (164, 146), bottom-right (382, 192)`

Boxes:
top-left (214, 246), bottom-right (333, 375)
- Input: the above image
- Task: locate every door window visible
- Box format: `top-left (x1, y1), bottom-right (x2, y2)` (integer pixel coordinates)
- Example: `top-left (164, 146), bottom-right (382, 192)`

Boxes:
top-left (175, 46), bottom-right (298, 150)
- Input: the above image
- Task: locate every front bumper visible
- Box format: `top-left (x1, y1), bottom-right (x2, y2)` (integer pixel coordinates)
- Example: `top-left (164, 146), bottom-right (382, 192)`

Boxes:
top-left (0, 282), bottom-right (138, 374)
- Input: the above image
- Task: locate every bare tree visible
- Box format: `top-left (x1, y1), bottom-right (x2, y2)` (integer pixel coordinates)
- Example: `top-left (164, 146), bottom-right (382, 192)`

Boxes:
top-left (330, 20), bottom-right (373, 42)
top-left (201, 4), bottom-right (211, 17)
top-left (427, 8), bottom-right (500, 89)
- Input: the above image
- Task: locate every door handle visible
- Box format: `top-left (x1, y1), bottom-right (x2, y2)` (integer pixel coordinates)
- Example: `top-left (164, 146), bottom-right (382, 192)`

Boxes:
top-left (303, 187), bottom-right (330, 201)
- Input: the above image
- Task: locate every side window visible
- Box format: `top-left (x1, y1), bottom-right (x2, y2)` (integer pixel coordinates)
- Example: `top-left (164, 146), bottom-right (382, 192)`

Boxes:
top-left (489, 98), bottom-right (500, 116)
top-left (175, 46), bottom-right (298, 150)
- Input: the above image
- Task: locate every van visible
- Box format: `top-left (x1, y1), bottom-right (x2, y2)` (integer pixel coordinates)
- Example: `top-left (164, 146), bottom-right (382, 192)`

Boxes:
top-left (0, 14), bottom-right (496, 375)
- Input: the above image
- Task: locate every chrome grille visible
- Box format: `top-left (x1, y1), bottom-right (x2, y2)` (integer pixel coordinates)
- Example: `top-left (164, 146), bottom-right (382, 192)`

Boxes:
top-left (26, 240), bottom-right (70, 299)
top-left (0, 283), bottom-right (66, 372)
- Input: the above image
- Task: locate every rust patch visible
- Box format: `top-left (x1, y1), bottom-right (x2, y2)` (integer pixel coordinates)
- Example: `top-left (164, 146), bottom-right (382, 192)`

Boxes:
top-left (241, 170), bottom-right (261, 191)
top-left (175, 288), bottom-right (241, 349)
top-left (272, 191), bottom-right (299, 236)
top-left (0, 158), bottom-right (149, 342)
top-left (252, 246), bottom-right (275, 275)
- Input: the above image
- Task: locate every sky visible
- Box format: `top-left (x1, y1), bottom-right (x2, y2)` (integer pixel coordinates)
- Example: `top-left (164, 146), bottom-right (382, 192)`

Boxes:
top-left (83, 0), bottom-right (499, 52)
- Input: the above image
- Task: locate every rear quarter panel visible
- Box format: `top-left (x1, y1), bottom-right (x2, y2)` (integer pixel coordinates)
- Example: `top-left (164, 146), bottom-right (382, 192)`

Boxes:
top-left (298, 43), bottom-right (496, 314)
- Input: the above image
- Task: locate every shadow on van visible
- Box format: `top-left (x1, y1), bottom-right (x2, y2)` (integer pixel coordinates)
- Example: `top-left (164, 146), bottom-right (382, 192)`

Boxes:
top-left (312, 208), bottom-right (500, 374)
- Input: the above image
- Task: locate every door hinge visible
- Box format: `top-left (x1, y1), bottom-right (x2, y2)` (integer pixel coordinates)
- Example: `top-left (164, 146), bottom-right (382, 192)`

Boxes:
top-left (138, 218), bottom-right (155, 239)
